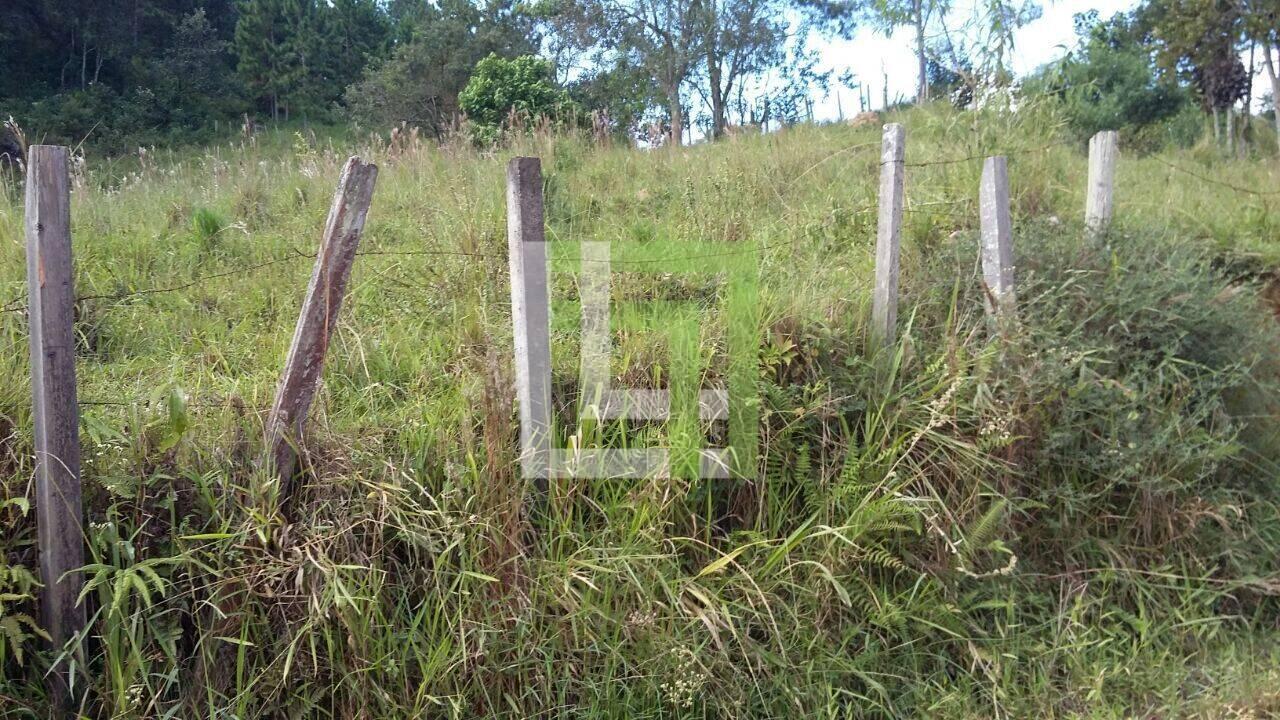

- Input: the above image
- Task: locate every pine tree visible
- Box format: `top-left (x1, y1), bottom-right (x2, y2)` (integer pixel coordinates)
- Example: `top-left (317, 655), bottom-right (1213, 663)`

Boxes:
top-left (329, 0), bottom-right (390, 92)
top-left (235, 0), bottom-right (306, 121)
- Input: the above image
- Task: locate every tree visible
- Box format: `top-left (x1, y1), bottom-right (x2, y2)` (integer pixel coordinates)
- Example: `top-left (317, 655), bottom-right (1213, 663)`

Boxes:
top-left (553, 0), bottom-right (855, 143)
top-left (312, 0), bottom-right (390, 104)
top-left (1025, 11), bottom-right (1190, 141)
top-left (147, 9), bottom-right (242, 129)
top-left (235, 0), bottom-right (305, 121)
top-left (929, 0), bottom-right (1041, 103)
top-left (1143, 0), bottom-right (1248, 142)
top-left (566, 60), bottom-right (659, 138)
top-left (600, 0), bottom-right (704, 145)
top-left (868, 0), bottom-right (951, 103)
top-left (345, 0), bottom-right (539, 135)
top-left (1239, 0), bottom-right (1280, 143)
top-left (695, 0), bottom-right (792, 137)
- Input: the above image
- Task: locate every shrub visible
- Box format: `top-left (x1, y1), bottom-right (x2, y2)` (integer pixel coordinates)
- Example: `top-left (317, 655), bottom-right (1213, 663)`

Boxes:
top-left (904, 225), bottom-right (1280, 576)
top-left (1024, 10), bottom-right (1193, 146)
top-left (458, 54), bottom-right (576, 142)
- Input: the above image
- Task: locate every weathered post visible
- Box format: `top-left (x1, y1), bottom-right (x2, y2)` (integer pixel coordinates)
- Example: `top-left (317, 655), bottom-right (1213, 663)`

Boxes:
top-left (1085, 130), bottom-right (1118, 239)
top-left (25, 145), bottom-right (86, 710)
top-left (979, 156), bottom-right (1016, 320)
top-left (263, 157), bottom-right (377, 493)
top-left (872, 123), bottom-right (905, 347)
top-left (508, 157), bottom-right (553, 491)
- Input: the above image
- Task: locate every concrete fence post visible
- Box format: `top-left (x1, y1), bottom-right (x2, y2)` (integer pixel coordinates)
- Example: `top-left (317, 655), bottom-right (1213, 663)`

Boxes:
top-left (1085, 130), bottom-right (1118, 238)
top-left (872, 123), bottom-right (905, 347)
top-left (979, 156), bottom-right (1016, 321)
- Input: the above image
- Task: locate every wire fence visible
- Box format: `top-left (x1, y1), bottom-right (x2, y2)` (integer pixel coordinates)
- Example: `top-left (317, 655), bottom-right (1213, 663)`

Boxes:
top-left (0, 136), bottom-right (1273, 415)
top-left (1151, 156), bottom-right (1280, 197)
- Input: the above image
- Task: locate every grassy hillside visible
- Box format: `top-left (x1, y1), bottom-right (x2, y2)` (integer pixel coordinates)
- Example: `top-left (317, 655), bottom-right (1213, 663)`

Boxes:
top-left (2, 103), bottom-right (1280, 718)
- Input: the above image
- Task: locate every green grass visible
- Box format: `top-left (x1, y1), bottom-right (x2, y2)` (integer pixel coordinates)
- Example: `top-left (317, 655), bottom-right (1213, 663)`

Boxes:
top-left (1, 101), bottom-right (1280, 717)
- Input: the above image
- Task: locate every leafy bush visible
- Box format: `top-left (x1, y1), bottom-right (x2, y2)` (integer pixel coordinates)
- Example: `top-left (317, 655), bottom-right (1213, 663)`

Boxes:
top-left (927, 228), bottom-right (1280, 572)
top-left (459, 54), bottom-right (576, 143)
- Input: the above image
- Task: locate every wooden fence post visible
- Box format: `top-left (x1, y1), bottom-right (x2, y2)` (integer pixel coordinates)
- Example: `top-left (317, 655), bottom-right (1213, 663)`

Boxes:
top-left (263, 157), bottom-right (377, 493)
top-left (507, 157), bottom-right (552, 491)
top-left (1085, 130), bottom-right (1118, 239)
top-left (980, 156), bottom-right (1016, 319)
top-left (872, 123), bottom-right (905, 347)
top-left (25, 145), bottom-right (87, 710)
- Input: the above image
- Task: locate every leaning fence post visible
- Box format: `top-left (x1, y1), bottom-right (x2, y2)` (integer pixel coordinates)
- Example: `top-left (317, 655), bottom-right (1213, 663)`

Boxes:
top-left (872, 123), bottom-right (905, 347)
top-left (263, 157), bottom-right (377, 495)
top-left (25, 145), bottom-right (86, 710)
top-left (507, 157), bottom-right (552, 492)
top-left (1085, 130), bottom-right (1118, 238)
top-left (980, 156), bottom-right (1016, 321)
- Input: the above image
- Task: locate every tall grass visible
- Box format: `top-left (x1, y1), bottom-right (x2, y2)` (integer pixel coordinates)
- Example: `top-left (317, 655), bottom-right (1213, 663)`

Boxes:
top-left (1, 103), bottom-right (1279, 717)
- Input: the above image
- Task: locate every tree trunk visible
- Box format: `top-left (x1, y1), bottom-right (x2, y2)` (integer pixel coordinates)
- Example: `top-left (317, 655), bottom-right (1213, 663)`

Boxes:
top-left (667, 86), bottom-right (683, 147)
top-left (1212, 106), bottom-right (1220, 145)
top-left (1264, 42), bottom-right (1280, 152)
top-left (914, 0), bottom-right (928, 103)
top-left (707, 52), bottom-right (725, 138)
top-left (1244, 39), bottom-right (1255, 154)
top-left (706, 0), bottom-right (726, 139)
top-left (1227, 105), bottom-right (1235, 156)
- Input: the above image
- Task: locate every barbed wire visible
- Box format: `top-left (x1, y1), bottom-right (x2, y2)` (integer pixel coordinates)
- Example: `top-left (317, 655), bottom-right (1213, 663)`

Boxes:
top-left (79, 396), bottom-right (268, 411)
top-left (0, 247), bottom-right (506, 317)
top-left (0, 139), bottom-right (1261, 321)
top-left (897, 139), bottom-right (1075, 168)
top-left (74, 250), bottom-right (314, 305)
top-left (1151, 156), bottom-right (1280, 197)
top-left (355, 249), bottom-right (503, 261)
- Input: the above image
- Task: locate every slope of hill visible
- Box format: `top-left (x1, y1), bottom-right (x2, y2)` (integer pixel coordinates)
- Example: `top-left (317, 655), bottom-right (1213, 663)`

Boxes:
top-left (2, 104), bottom-right (1280, 717)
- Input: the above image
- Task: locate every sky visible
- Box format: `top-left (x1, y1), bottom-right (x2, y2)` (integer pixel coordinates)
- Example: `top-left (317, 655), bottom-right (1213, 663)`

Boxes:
top-left (805, 0), bottom-right (1152, 121)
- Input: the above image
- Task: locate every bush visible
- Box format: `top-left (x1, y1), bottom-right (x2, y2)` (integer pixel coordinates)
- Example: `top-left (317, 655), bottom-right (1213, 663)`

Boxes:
top-left (904, 225), bottom-right (1280, 576)
top-left (458, 54), bottom-right (576, 142)
top-left (1024, 10), bottom-right (1193, 147)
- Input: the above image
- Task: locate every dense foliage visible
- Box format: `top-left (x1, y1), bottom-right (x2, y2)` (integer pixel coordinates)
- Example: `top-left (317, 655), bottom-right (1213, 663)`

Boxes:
top-left (2, 0), bottom-right (1277, 152)
top-left (344, 0), bottom-right (539, 136)
top-left (1024, 11), bottom-right (1194, 145)
top-left (459, 54), bottom-right (576, 141)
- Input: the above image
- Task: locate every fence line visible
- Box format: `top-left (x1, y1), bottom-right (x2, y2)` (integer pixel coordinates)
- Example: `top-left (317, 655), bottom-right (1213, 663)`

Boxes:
top-left (5, 125), bottom-right (1147, 696)
top-left (1152, 156), bottom-right (1280, 197)
top-left (0, 135), bottom-right (1078, 317)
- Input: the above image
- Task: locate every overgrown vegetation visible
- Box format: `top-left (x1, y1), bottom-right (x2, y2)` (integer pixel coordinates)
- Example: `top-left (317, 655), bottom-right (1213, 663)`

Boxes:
top-left (1, 103), bottom-right (1279, 717)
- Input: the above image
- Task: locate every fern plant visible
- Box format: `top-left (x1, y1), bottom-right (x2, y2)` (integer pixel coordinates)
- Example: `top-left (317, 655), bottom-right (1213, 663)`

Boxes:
top-left (0, 497), bottom-right (48, 670)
